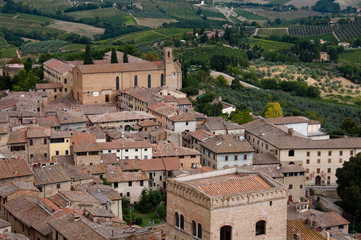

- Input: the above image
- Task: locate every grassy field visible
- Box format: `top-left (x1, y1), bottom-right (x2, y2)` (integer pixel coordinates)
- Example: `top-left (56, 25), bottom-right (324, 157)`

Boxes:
top-left (299, 33), bottom-right (337, 42)
top-left (249, 38), bottom-right (293, 51)
top-left (0, 47), bottom-right (17, 58)
top-left (234, 8), bottom-right (268, 20)
top-left (153, 0), bottom-right (201, 21)
top-left (14, 0), bottom-right (70, 15)
top-left (246, 9), bottom-right (321, 20)
top-left (46, 20), bottom-right (105, 39)
top-left (138, 0), bottom-right (159, 12)
top-left (339, 49), bottom-right (361, 63)
top-left (134, 17), bottom-right (176, 27)
top-left (66, 8), bottom-right (136, 25)
top-left (175, 45), bottom-right (247, 64)
top-left (129, 209), bottom-right (164, 227)
top-left (0, 13), bottom-right (59, 33)
top-left (200, 6), bottom-right (226, 20)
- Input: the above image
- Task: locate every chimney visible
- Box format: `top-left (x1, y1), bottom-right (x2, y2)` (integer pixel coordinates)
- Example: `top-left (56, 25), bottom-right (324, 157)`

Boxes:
top-left (288, 128), bottom-right (295, 137)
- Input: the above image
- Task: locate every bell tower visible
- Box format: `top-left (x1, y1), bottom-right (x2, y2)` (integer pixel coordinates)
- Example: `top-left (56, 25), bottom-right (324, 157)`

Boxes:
top-left (163, 47), bottom-right (182, 90)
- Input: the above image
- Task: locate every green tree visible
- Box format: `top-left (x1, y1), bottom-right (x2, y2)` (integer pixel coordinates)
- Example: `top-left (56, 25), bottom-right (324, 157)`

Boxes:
top-left (123, 51), bottom-right (129, 63)
top-left (135, 189), bottom-right (162, 213)
top-left (141, 52), bottom-right (159, 61)
top-left (12, 70), bottom-right (38, 91)
top-left (336, 154), bottom-right (361, 221)
top-left (262, 102), bottom-right (283, 118)
top-left (111, 48), bottom-right (118, 64)
top-left (38, 53), bottom-right (52, 63)
top-left (24, 58), bottom-right (33, 72)
top-left (216, 75), bottom-right (228, 88)
top-left (84, 44), bottom-right (93, 65)
top-left (230, 110), bottom-right (253, 125)
top-left (340, 117), bottom-right (360, 136)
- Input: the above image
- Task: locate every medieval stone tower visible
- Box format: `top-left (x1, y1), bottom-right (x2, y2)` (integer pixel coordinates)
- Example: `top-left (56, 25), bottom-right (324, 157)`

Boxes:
top-left (164, 47), bottom-right (182, 90)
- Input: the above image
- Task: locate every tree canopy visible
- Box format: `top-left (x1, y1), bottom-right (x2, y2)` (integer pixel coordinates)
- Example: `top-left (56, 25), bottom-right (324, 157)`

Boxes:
top-left (111, 48), bottom-right (118, 64)
top-left (262, 102), bottom-right (283, 118)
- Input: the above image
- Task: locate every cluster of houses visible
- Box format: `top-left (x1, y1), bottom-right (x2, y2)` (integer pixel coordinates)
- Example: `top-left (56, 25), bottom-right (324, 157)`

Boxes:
top-left (0, 48), bottom-right (358, 239)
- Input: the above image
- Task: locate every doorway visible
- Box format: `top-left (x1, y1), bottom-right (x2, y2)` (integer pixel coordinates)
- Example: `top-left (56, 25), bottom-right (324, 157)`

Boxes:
top-left (105, 95), bottom-right (109, 102)
top-left (315, 176), bottom-right (321, 186)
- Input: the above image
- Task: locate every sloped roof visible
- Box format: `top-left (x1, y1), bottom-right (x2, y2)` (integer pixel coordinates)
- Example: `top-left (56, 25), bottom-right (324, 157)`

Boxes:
top-left (99, 140), bottom-right (151, 150)
top-left (0, 158), bottom-right (33, 180)
top-left (153, 141), bottom-right (201, 157)
top-left (33, 164), bottom-right (71, 185)
top-left (88, 111), bottom-right (155, 124)
top-left (37, 115), bottom-right (60, 128)
top-left (200, 134), bottom-right (254, 154)
top-left (44, 58), bottom-right (75, 74)
top-left (0, 181), bottom-right (39, 197)
top-left (105, 166), bottom-right (148, 182)
top-left (76, 61), bottom-right (164, 74)
top-left (287, 220), bottom-right (325, 240)
top-left (27, 126), bottom-right (51, 138)
top-left (8, 127), bottom-right (27, 144)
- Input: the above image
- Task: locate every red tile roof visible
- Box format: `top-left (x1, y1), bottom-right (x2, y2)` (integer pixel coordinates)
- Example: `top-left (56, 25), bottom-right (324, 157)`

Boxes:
top-left (44, 58), bottom-right (75, 74)
top-left (0, 158), bottom-right (33, 180)
top-left (105, 165), bottom-right (148, 182)
top-left (35, 83), bottom-right (63, 90)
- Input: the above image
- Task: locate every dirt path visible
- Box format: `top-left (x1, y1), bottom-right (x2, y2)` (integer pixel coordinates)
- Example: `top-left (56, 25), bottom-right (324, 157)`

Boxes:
top-left (210, 70), bottom-right (260, 89)
top-left (332, 31), bottom-right (340, 41)
top-left (16, 49), bottom-right (21, 58)
top-left (252, 28), bottom-right (259, 37)
top-left (216, 6), bottom-right (241, 22)
top-left (12, 15), bottom-right (19, 19)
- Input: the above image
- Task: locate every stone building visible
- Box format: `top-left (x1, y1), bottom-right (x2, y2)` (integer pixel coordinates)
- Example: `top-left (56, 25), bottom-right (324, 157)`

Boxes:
top-left (166, 167), bottom-right (288, 240)
top-left (27, 126), bottom-right (51, 164)
top-left (35, 83), bottom-right (64, 102)
top-left (71, 47), bottom-right (181, 104)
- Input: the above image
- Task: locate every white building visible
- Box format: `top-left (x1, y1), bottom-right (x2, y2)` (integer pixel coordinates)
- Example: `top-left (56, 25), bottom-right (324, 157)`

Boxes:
top-left (167, 113), bottom-right (196, 133)
top-left (99, 140), bottom-right (152, 160)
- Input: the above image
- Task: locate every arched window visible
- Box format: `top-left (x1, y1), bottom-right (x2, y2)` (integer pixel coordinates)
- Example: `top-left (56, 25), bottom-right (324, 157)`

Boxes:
top-left (180, 215), bottom-right (184, 230)
top-left (198, 224), bottom-right (202, 239)
top-left (220, 225), bottom-right (232, 240)
top-left (175, 212), bottom-right (179, 228)
top-left (134, 75), bottom-right (138, 87)
top-left (192, 221), bottom-right (197, 236)
top-left (148, 74), bottom-right (151, 88)
top-left (256, 220), bottom-right (266, 235)
top-left (116, 76), bottom-right (119, 90)
top-left (161, 73), bottom-right (164, 87)
top-left (288, 150), bottom-right (295, 157)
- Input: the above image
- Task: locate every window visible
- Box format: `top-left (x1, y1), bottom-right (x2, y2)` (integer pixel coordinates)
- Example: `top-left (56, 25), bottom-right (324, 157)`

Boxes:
top-left (29, 139), bottom-right (33, 146)
top-left (306, 159), bottom-right (310, 164)
top-left (38, 187), bottom-right (43, 192)
top-left (288, 150), bottom-right (295, 157)
top-left (266, 144), bottom-right (268, 150)
top-left (114, 183), bottom-right (118, 188)
top-left (44, 153), bottom-right (48, 158)
top-left (30, 154), bottom-right (33, 159)
top-left (140, 180), bottom-right (144, 186)
top-left (65, 88), bottom-right (67, 92)
top-left (289, 184), bottom-right (293, 189)
top-left (328, 168), bottom-right (331, 173)
top-left (192, 221), bottom-right (197, 236)
top-left (161, 73), bottom-right (164, 86)
top-left (64, 78), bottom-right (67, 84)
top-left (244, 154), bottom-right (247, 160)
top-left (186, 121), bottom-right (189, 126)
top-left (339, 151), bottom-right (343, 156)
top-left (116, 76), bottom-right (119, 90)
top-left (128, 181), bottom-right (132, 187)
top-left (180, 215), bottom-right (184, 230)
top-left (220, 225), bottom-right (232, 240)
top-left (57, 184), bottom-right (61, 189)
top-left (328, 151), bottom-right (332, 156)
top-left (317, 159), bottom-right (320, 164)
top-left (127, 192), bottom-right (130, 197)
top-left (350, 150), bottom-right (354, 156)
top-left (234, 155), bottom-right (238, 161)
top-left (198, 224), bottom-right (202, 239)
top-left (225, 155), bottom-right (228, 161)
top-left (54, 88), bottom-right (57, 92)
top-left (65, 150), bottom-right (69, 155)
top-left (300, 185), bottom-right (303, 189)
top-left (317, 168), bottom-right (320, 173)
top-left (317, 151), bottom-right (321, 156)
top-left (307, 151), bottom-right (310, 156)
top-left (339, 159), bottom-right (343, 163)
top-left (56, 151), bottom-right (59, 156)
top-left (255, 220), bottom-right (266, 235)
top-left (44, 139), bottom-right (47, 144)
top-left (135, 149), bottom-right (138, 152)
top-left (328, 159), bottom-right (331, 163)
top-left (175, 212), bottom-right (179, 228)
top-left (134, 75), bottom-right (138, 86)
top-left (148, 74), bottom-right (151, 88)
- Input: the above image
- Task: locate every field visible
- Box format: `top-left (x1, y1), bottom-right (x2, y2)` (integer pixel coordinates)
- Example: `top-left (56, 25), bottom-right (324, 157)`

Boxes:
top-left (14, 0), bottom-right (70, 15)
top-left (299, 33), bottom-right (337, 42)
top-left (46, 20), bottom-right (105, 39)
top-left (285, 0), bottom-right (318, 8)
top-left (339, 49), bottom-right (361, 64)
top-left (174, 45), bottom-right (247, 64)
top-left (335, 0), bottom-right (361, 9)
top-left (246, 9), bottom-right (321, 21)
top-left (233, 8), bottom-right (268, 21)
top-left (200, 6), bottom-right (227, 20)
top-left (20, 41), bottom-right (69, 55)
top-left (250, 38), bottom-right (293, 50)
top-left (66, 8), bottom-right (136, 25)
top-left (134, 17), bottom-right (177, 27)
top-left (257, 28), bottom-right (288, 36)
top-left (153, 0), bottom-right (201, 21)
top-left (289, 25), bottom-right (332, 37)
top-left (0, 47), bottom-right (17, 58)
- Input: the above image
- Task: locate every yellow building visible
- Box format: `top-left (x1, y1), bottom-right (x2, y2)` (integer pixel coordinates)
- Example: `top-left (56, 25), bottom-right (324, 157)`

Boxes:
top-left (49, 130), bottom-right (71, 159)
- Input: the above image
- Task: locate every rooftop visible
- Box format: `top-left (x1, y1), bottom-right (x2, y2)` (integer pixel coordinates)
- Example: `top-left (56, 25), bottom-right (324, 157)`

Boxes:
top-left (0, 158), bottom-right (33, 180)
top-left (88, 111), bottom-right (155, 123)
top-left (33, 164), bottom-right (71, 185)
top-left (200, 134), bottom-right (254, 154)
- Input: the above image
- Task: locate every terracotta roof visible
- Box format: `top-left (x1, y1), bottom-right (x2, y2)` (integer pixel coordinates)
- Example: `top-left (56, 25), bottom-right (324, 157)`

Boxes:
top-left (58, 191), bottom-right (101, 205)
top-left (100, 153), bottom-right (117, 165)
top-left (147, 102), bottom-right (178, 117)
top-left (253, 152), bottom-right (280, 165)
top-left (88, 111), bottom-right (155, 124)
top-left (85, 165), bottom-right (105, 175)
top-left (176, 97), bottom-right (192, 106)
top-left (99, 140), bottom-right (151, 150)
top-left (0, 158), bottom-right (33, 180)
top-left (162, 157), bottom-right (182, 171)
top-left (33, 164), bottom-right (71, 186)
top-left (57, 111), bottom-right (88, 125)
top-left (184, 174), bottom-right (271, 197)
top-left (61, 166), bottom-right (93, 182)
top-left (204, 116), bottom-right (244, 132)
top-left (264, 116), bottom-right (321, 125)
top-left (0, 181), bottom-right (39, 197)
top-left (243, 119), bottom-right (361, 149)
top-left (188, 129), bottom-right (213, 141)
top-left (8, 127), bottom-right (27, 144)
top-left (72, 183), bottom-right (121, 201)
top-left (35, 83), bottom-right (63, 90)
top-left (50, 130), bottom-right (71, 139)
top-left (169, 113), bottom-right (196, 122)
top-left (44, 58), bottom-right (75, 74)
top-left (119, 159), bottom-right (141, 171)
top-left (0, 123), bottom-right (9, 135)
top-left (73, 144), bottom-right (100, 153)
top-left (287, 220), bottom-right (325, 240)
top-left (200, 134), bottom-right (254, 154)
top-left (27, 126), bottom-right (51, 138)
top-left (37, 116), bottom-right (60, 128)
top-left (0, 112), bottom-right (9, 123)
top-left (105, 165), bottom-right (148, 182)
top-left (0, 232), bottom-right (30, 240)
top-left (76, 61), bottom-right (164, 74)
top-left (0, 218), bottom-right (11, 228)
top-left (153, 141), bottom-right (201, 157)
top-left (84, 206), bottom-right (114, 218)
top-left (137, 119), bottom-right (159, 127)
top-left (71, 133), bottom-right (97, 145)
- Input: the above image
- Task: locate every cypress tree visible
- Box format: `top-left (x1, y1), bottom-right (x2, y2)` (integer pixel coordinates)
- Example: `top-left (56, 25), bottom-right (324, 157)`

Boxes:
top-left (111, 48), bottom-right (118, 64)
top-left (123, 51), bottom-right (128, 63)
top-left (84, 44), bottom-right (93, 65)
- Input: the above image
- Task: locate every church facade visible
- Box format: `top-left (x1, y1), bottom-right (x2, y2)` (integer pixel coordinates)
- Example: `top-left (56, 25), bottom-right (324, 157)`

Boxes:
top-left (44, 47), bottom-right (182, 105)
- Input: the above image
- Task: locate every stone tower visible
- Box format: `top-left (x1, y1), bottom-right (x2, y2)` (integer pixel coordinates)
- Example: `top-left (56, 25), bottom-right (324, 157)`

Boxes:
top-left (163, 47), bottom-right (182, 90)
